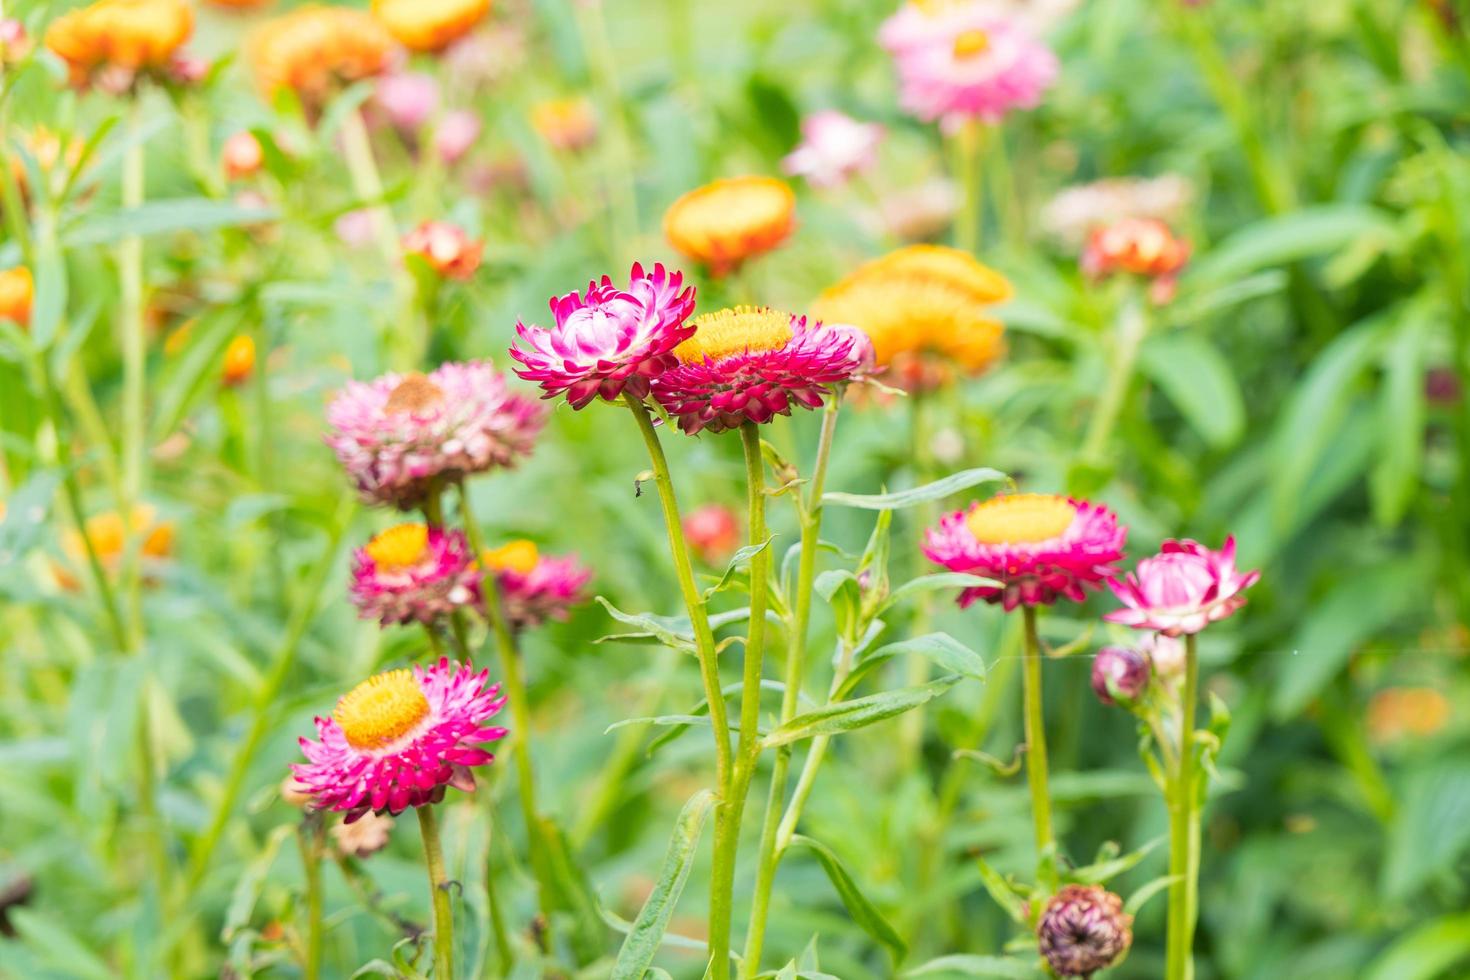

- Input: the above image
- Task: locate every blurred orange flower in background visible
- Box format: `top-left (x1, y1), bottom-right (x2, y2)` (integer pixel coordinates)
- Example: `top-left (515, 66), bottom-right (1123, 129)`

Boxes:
top-left (402, 220), bottom-right (483, 281)
top-left (373, 0), bottom-right (490, 53)
top-left (1367, 687), bottom-right (1451, 745)
top-left (0, 266), bottom-right (33, 328)
top-left (57, 506), bottom-right (175, 590)
top-left (44, 0), bottom-right (193, 88)
top-left (222, 131), bottom-right (264, 181)
top-left (663, 176), bottom-right (795, 277)
top-left (531, 98), bottom-right (598, 153)
top-left (221, 334), bottom-right (256, 386)
top-left (248, 6), bottom-right (393, 106)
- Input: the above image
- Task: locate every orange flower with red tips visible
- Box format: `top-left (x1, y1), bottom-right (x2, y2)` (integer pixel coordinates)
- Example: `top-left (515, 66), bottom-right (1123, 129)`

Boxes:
top-left (1082, 217), bottom-right (1190, 280)
top-left (0, 267), bottom-right (33, 328)
top-left (373, 0), bottom-right (489, 52)
top-left (248, 6), bottom-right (393, 107)
top-left (44, 0), bottom-right (193, 89)
top-left (663, 176), bottom-right (795, 277)
top-left (402, 221), bottom-right (483, 281)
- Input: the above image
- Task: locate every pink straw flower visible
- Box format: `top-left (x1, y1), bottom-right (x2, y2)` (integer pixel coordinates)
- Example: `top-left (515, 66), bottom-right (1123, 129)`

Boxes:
top-left (510, 261), bottom-right (697, 409)
top-left (349, 523), bottom-right (480, 626)
top-left (374, 71), bottom-right (440, 134)
top-left (325, 362), bottom-right (544, 509)
top-left (923, 493), bottom-right (1126, 610)
top-left (293, 658), bottom-right (507, 822)
top-left (481, 540), bottom-right (591, 630)
top-left (435, 109), bottom-right (481, 165)
top-left (782, 110), bottom-right (884, 189)
top-left (881, 3), bottom-right (1057, 126)
top-left (1106, 535), bottom-right (1260, 636)
top-left (651, 307), bottom-right (869, 434)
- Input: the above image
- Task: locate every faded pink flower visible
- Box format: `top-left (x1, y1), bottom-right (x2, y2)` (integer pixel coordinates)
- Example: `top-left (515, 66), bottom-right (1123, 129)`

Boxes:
top-left (510, 262), bottom-right (697, 409)
top-left (435, 109), bottom-right (481, 165)
top-left (375, 71), bottom-right (440, 133)
top-left (349, 523), bottom-right (480, 626)
top-left (335, 209), bottom-right (376, 249)
top-left (331, 811), bottom-right (394, 857)
top-left (1106, 536), bottom-right (1259, 636)
top-left (293, 658), bottom-right (507, 822)
top-left (782, 110), bottom-right (884, 189)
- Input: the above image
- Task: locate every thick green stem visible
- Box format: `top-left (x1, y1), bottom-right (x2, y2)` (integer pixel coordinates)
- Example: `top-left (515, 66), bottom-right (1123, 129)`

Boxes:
top-left (1080, 296), bottom-right (1148, 464)
top-left (707, 423), bottom-right (770, 979)
top-left (953, 120), bottom-right (984, 255)
top-left (1021, 606), bottom-right (1054, 882)
top-left (1165, 634), bottom-right (1201, 980)
top-left (417, 805), bottom-right (456, 979)
top-left (298, 816), bottom-right (324, 980)
top-left (742, 401), bottom-right (839, 973)
top-left (898, 391), bottom-right (936, 764)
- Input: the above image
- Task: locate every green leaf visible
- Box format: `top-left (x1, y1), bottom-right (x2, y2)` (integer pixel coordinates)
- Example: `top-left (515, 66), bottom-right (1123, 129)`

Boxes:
top-left (63, 198), bottom-right (276, 247)
top-left (8, 909), bottom-right (115, 980)
top-left (762, 676), bottom-right (960, 748)
top-left (612, 789), bottom-right (717, 980)
top-left (704, 536), bottom-right (773, 599)
top-left (1186, 204), bottom-right (1398, 286)
top-left (878, 573), bottom-right (1000, 614)
top-left (221, 824), bottom-right (295, 942)
top-left (788, 835), bottom-right (907, 963)
top-left (1124, 875), bottom-right (1181, 916)
top-left (1362, 912), bottom-right (1470, 980)
top-left (974, 855), bottom-right (1029, 924)
top-left (1369, 302), bottom-right (1431, 526)
top-left (28, 226), bottom-right (66, 350)
top-left (1271, 558), bottom-right (1423, 718)
top-left (1070, 835), bottom-right (1164, 884)
top-left (594, 596), bottom-right (696, 652)
top-left (903, 954), bottom-right (1042, 977)
top-left (822, 468), bottom-right (1007, 510)
top-left (1383, 762), bottom-right (1470, 901)
top-left (1137, 332), bottom-right (1245, 449)
top-left (840, 634), bottom-right (986, 698)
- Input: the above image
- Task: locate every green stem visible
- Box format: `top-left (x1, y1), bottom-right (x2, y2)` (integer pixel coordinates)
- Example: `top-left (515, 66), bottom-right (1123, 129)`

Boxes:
top-left (742, 399), bottom-right (839, 973)
top-left (1080, 295), bottom-right (1148, 464)
top-left (117, 100), bottom-right (147, 646)
top-left (707, 423), bottom-right (770, 979)
top-left (417, 805), bottom-right (456, 979)
top-left (480, 797), bottom-right (515, 973)
top-left (339, 106), bottom-right (401, 266)
top-left (622, 394), bottom-right (733, 789)
top-left (953, 120), bottom-right (984, 255)
top-left (298, 815), bottom-right (324, 980)
top-left (1021, 606), bottom-right (1054, 883)
top-left (1165, 634), bottom-right (1201, 980)
top-left (575, 0), bottom-right (638, 263)
top-left (898, 390), bottom-right (936, 764)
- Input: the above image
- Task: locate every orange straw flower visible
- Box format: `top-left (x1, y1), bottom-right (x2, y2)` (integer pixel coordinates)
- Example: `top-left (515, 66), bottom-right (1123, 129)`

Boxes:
top-left (373, 0), bottom-right (490, 52)
top-left (663, 176), bottom-right (796, 277)
top-left (221, 334), bottom-right (256, 386)
top-left (44, 0), bottom-right (193, 89)
top-left (248, 6), bottom-right (393, 108)
top-left (0, 266), bottom-right (33, 328)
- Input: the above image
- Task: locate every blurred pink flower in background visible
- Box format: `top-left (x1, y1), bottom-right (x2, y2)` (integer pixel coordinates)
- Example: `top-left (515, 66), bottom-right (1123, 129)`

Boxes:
top-left (402, 220), bottom-right (483, 280)
top-left (683, 503), bottom-right (741, 565)
top-left (481, 540), bottom-right (592, 630)
top-left (375, 71), bottom-right (440, 134)
top-left (335, 209), bottom-right (376, 249)
top-left (782, 110), bottom-right (884, 189)
top-left (0, 19), bottom-right (29, 65)
top-left (1040, 174), bottom-right (1194, 246)
top-left (435, 109), bottom-right (481, 165)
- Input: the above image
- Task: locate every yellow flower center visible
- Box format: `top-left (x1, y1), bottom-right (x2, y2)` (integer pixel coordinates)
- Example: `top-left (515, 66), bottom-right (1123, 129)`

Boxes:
top-left (964, 494), bottom-right (1076, 545)
top-left (384, 373), bottom-right (445, 414)
top-left (674, 306), bottom-right (794, 365)
top-left (482, 539), bottom-right (540, 575)
top-left (953, 29), bottom-right (991, 59)
top-left (365, 523), bottom-right (430, 571)
top-left (333, 668), bottom-right (431, 750)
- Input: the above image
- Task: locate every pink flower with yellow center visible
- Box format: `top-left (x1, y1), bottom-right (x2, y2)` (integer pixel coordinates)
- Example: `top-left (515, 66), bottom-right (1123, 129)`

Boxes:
top-left (349, 523), bottom-right (481, 626)
top-left (924, 493), bottom-right (1125, 610)
top-left (782, 110), bottom-right (884, 189)
top-left (481, 540), bottom-right (591, 630)
top-left (509, 262), bottom-right (697, 410)
top-left (325, 361), bottom-right (544, 509)
top-left (881, 3), bottom-right (1057, 126)
top-left (1105, 536), bottom-right (1259, 636)
top-left (293, 658), bottom-right (507, 822)
top-left (651, 307), bottom-right (870, 435)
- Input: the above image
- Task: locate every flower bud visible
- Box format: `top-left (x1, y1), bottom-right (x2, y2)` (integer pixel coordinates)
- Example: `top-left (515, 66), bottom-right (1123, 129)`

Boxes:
top-left (1091, 645), bottom-right (1149, 706)
top-left (401, 220), bottom-right (482, 280)
top-left (221, 334), bottom-right (256, 386)
top-left (434, 109), bottom-right (481, 165)
top-left (222, 131), bottom-right (264, 181)
top-left (0, 266), bottom-right (34, 327)
top-left (1037, 884), bottom-right (1133, 977)
top-left (330, 811), bottom-right (394, 857)
top-left (375, 71), bottom-right (439, 134)
top-left (683, 503), bottom-right (741, 566)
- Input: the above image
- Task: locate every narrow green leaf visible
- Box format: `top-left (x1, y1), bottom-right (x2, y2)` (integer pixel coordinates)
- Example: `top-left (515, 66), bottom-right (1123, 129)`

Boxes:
top-left (1186, 204), bottom-right (1398, 286)
top-left (8, 909), bottom-right (115, 980)
top-left (612, 789), bottom-right (717, 980)
top-left (763, 676), bottom-right (960, 748)
top-left (1369, 303), bottom-right (1431, 526)
top-left (703, 536), bottom-right (772, 599)
top-left (1383, 762), bottom-right (1470, 901)
top-left (1124, 875), bottom-right (1181, 916)
top-left (63, 198), bottom-right (277, 247)
top-left (1362, 912), bottom-right (1470, 980)
top-left (878, 573), bottom-right (1000, 614)
top-left (974, 855), bottom-right (1029, 924)
top-left (904, 953), bottom-right (1042, 977)
top-left (594, 596), bottom-right (696, 652)
top-left (788, 835), bottom-right (907, 962)
top-left (1137, 333), bottom-right (1246, 449)
top-left (1070, 835), bottom-right (1164, 884)
top-left (822, 468), bottom-right (1007, 510)
top-left (840, 634), bottom-right (986, 697)
top-left (222, 824), bottom-right (295, 941)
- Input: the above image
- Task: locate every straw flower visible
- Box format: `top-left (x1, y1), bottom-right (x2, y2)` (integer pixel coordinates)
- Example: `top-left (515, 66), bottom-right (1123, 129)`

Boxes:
top-left (44, 0), bottom-right (193, 90)
top-left (651, 307), bottom-right (869, 434)
top-left (350, 523), bottom-right (480, 626)
top-left (782, 110), bottom-right (884, 189)
top-left (331, 811), bottom-right (394, 857)
top-left (1037, 884), bottom-right (1133, 977)
top-left (222, 132), bottom-right (264, 181)
top-left (373, 0), bottom-right (490, 53)
top-left (325, 361), bottom-right (544, 509)
top-left (1091, 645), bottom-right (1150, 706)
top-left (57, 506), bottom-right (175, 590)
top-left (664, 176), bottom-right (796, 276)
top-left (683, 503), bottom-right (741, 565)
top-left (402, 220), bottom-right (483, 281)
top-left (1082, 216), bottom-right (1190, 283)
top-left (1106, 536), bottom-right (1259, 636)
top-left (0, 267), bottom-right (33, 327)
top-left (248, 6), bottom-right (393, 108)
top-left (293, 658), bottom-right (507, 821)
top-left (481, 540), bottom-right (591, 630)
top-left (510, 261), bottom-right (696, 409)
top-left (221, 334), bottom-right (256, 386)
top-left (531, 98), bottom-right (598, 153)
top-left (924, 493), bottom-right (1125, 610)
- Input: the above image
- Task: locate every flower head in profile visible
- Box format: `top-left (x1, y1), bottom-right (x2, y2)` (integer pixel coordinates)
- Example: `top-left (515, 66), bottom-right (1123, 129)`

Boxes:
top-left (1037, 884), bottom-right (1133, 977)
top-left (880, 2), bottom-right (1057, 127)
top-left (782, 111), bottom-right (884, 189)
top-left (810, 244), bottom-right (1010, 391)
top-left (664, 176), bottom-right (796, 277)
top-left (1091, 645), bottom-right (1150, 706)
top-left (482, 540), bottom-right (591, 630)
top-left (349, 523), bottom-right (481, 626)
top-left (1106, 536), bottom-right (1258, 636)
top-left (652, 307), bottom-right (869, 434)
top-left (293, 658), bottom-right (507, 822)
top-left (510, 262), bottom-right (696, 409)
top-left (374, 71), bottom-right (441, 134)
top-left (44, 0), bottom-right (194, 91)
top-left (924, 493), bottom-right (1125, 610)
top-left (1083, 216), bottom-right (1190, 278)
top-left (325, 361), bottom-right (544, 509)
top-left (248, 6), bottom-right (393, 109)
top-left (402, 220), bottom-right (482, 281)
top-left (0, 266), bottom-right (33, 327)
top-left (531, 98), bottom-right (598, 153)
top-left (374, 0), bottom-right (490, 52)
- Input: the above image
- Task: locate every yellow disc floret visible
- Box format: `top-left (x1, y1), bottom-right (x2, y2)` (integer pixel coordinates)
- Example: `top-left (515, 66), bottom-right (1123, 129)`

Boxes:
top-left (333, 668), bottom-right (431, 750)
top-left (384, 373), bottom-right (445, 414)
top-left (365, 523), bottom-right (430, 571)
top-left (482, 539), bottom-right (540, 575)
top-left (674, 306), bottom-right (795, 365)
top-left (953, 29), bottom-right (991, 58)
top-left (965, 494), bottom-right (1076, 545)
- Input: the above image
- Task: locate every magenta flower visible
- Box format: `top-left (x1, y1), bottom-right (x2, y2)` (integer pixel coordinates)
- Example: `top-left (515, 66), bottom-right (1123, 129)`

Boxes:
top-left (293, 658), bottom-right (507, 822)
top-left (651, 307), bottom-right (869, 434)
top-left (349, 523), bottom-right (480, 626)
top-left (325, 361), bottom-right (544, 509)
top-left (1091, 645), bottom-right (1149, 706)
top-left (481, 540), bottom-right (591, 630)
top-left (782, 110), bottom-right (884, 189)
top-left (923, 493), bottom-right (1125, 610)
top-left (1106, 536), bottom-right (1260, 636)
top-left (881, 3), bottom-right (1057, 126)
top-left (510, 262), bottom-right (697, 409)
